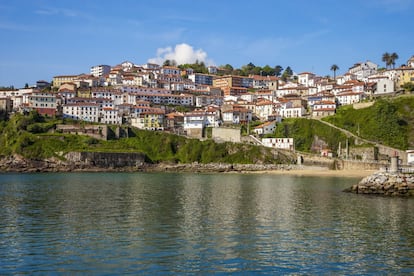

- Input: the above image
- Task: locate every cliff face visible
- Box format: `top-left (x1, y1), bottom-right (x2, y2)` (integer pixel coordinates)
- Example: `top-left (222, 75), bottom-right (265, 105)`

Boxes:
top-left (345, 172), bottom-right (414, 196)
top-left (0, 152), bottom-right (147, 172)
top-left (65, 152), bottom-right (146, 168)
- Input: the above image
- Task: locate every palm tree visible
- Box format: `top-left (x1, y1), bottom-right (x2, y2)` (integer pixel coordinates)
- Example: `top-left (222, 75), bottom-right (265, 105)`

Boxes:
top-left (382, 52), bottom-right (392, 69)
top-left (330, 64), bottom-right (339, 80)
top-left (390, 52), bottom-right (399, 69)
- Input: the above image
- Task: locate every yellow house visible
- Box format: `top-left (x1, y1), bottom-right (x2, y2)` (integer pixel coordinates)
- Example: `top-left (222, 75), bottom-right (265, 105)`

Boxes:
top-left (131, 108), bottom-right (165, 130)
top-left (398, 67), bottom-right (414, 87)
top-left (77, 89), bottom-right (92, 98)
top-left (53, 75), bottom-right (79, 88)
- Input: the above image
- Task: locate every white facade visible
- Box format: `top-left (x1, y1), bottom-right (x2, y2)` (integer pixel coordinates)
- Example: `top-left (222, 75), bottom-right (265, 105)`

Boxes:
top-left (407, 150), bottom-right (414, 165)
top-left (90, 65), bottom-right (111, 77)
top-left (348, 61), bottom-right (378, 81)
top-left (183, 112), bottom-right (207, 129)
top-left (63, 103), bottom-right (100, 122)
top-left (253, 121), bottom-right (276, 135)
top-left (336, 91), bottom-right (364, 105)
top-left (255, 100), bottom-right (274, 121)
top-left (161, 66), bottom-right (181, 75)
top-left (101, 108), bottom-right (122, 125)
top-left (368, 77), bottom-right (395, 94)
top-left (298, 72), bottom-right (315, 87)
top-left (278, 102), bottom-right (305, 118)
top-left (262, 138), bottom-right (294, 150)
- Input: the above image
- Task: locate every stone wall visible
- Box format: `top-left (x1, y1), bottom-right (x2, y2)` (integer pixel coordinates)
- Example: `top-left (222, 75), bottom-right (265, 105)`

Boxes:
top-left (297, 153), bottom-right (336, 169)
top-left (56, 124), bottom-right (109, 140)
top-left (65, 152), bottom-right (146, 168)
top-left (212, 127), bottom-right (241, 143)
top-left (185, 128), bottom-right (203, 139)
top-left (339, 160), bottom-right (386, 170)
top-left (353, 102), bottom-right (375, 109)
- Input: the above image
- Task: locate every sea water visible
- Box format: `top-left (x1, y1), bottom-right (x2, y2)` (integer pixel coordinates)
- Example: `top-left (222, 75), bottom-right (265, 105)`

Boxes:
top-left (1, 172), bottom-right (413, 274)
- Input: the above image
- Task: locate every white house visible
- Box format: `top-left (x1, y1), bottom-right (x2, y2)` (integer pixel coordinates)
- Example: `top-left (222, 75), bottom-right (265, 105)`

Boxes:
top-left (253, 121), bottom-right (276, 136)
top-left (367, 76), bottom-right (395, 95)
top-left (278, 101), bottom-right (306, 118)
top-left (255, 99), bottom-right (274, 121)
top-left (63, 103), bottom-right (100, 122)
top-left (336, 91), bottom-right (365, 105)
top-left (298, 72), bottom-right (315, 87)
top-left (161, 66), bottom-right (181, 75)
top-left (90, 65), bottom-right (111, 77)
top-left (311, 101), bottom-right (336, 118)
top-left (262, 138), bottom-right (294, 150)
top-left (204, 106), bottom-right (222, 127)
top-left (348, 61), bottom-right (378, 81)
top-left (307, 92), bottom-right (336, 107)
top-left (101, 107), bottom-right (122, 125)
top-left (407, 150), bottom-right (414, 165)
top-left (183, 111), bottom-right (208, 138)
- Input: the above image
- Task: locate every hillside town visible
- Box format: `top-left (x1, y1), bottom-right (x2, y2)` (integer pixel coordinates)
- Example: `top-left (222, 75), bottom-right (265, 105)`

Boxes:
top-left (1, 56), bottom-right (414, 146)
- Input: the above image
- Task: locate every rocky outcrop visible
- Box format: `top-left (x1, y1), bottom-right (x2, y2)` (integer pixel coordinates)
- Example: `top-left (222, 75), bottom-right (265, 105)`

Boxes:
top-left (0, 153), bottom-right (148, 172)
top-left (0, 153), bottom-right (302, 173)
top-left (344, 171), bottom-right (414, 196)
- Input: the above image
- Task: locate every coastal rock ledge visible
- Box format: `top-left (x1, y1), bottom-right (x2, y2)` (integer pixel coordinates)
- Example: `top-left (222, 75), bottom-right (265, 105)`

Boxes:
top-left (344, 171), bottom-right (414, 196)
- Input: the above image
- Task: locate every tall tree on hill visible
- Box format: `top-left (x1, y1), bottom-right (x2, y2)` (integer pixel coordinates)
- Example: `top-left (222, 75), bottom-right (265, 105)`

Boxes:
top-left (262, 65), bottom-right (275, 76)
top-left (163, 59), bottom-right (177, 67)
top-left (274, 65), bottom-right (283, 77)
top-left (382, 52), bottom-right (392, 69)
top-left (330, 64), bottom-right (339, 80)
top-left (390, 52), bottom-right (399, 69)
top-left (281, 66), bottom-right (293, 81)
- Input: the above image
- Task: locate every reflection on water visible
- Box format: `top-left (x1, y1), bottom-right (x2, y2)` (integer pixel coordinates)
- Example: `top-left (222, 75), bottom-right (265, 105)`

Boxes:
top-left (1, 173), bottom-right (414, 274)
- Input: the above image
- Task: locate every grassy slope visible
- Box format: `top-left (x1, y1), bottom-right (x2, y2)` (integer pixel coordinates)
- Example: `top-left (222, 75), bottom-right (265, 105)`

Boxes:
top-left (0, 112), bottom-right (291, 164)
top-left (322, 96), bottom-right (414, 150)
top-left (273, 118), bottom-right (354, 153)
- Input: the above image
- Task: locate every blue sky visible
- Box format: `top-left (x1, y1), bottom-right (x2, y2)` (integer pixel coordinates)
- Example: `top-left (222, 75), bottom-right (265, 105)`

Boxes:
top-left (1, 0), bottom-right (413, 88)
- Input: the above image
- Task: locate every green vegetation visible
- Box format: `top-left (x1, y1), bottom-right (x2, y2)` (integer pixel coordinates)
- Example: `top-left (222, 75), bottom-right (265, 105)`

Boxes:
top-left (273, 118), bottom-right (353, 153)
top-left (402, 82), bottom-right (414, 92)
top-left (323, 97), bottom-right (414, 150)
top-left (0, 112), bottom-right (289, 164)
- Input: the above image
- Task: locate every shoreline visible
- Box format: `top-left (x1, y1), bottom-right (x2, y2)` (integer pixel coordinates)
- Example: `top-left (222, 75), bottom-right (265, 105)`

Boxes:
top-left (0, 154), bottom-right (377, 178)
top-left (255, 168), bottom-right (377, 178)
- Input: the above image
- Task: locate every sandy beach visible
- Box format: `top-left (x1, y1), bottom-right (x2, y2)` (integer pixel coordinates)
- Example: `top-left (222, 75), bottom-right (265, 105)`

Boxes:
top-left (256, 168), bottom-right (377, 178)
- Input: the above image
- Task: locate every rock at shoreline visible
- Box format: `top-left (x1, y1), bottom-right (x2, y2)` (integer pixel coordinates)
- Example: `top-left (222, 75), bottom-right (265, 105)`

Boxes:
top-left (0, 153), bottom-right (298, 173)
top-left (344, 171), bottom-right (414, 197)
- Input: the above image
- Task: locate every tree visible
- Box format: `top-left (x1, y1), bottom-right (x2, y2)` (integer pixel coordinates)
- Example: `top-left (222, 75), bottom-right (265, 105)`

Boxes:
top-left (402, 82), bottom-right (414, 92)
top-left (163, 59), bottom-right (177, 67)
top-left (281, 66), bottom-right (293, 81)
top-left (330, 64), bottom-right (339, 80)
top-left (262, 65), bottom-right (275, 76)
top-left (24, 83), bottom-right (29, 88)
top-left (382, 52), bottom-right (392, 69)
top-left (219, 64), bottom-right (234, 75)
top-left (274, 65), bottom-right (283, 77)
top-left (390, 52), bottom-right (399, 69)
top-left (241, 62), bottom-right (257, 76)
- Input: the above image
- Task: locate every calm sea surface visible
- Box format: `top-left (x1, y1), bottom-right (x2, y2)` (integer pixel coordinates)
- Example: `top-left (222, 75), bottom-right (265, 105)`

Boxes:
top-left (1, 172), bottom-right (414, 274)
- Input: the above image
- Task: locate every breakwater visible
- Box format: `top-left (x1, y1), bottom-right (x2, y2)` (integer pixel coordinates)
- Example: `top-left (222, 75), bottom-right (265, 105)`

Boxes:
top-left (345, 171), bottom-right (414, 196)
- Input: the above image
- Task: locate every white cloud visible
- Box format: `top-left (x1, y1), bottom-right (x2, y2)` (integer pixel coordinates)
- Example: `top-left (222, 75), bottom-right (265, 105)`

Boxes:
top-left (148, 43), bottom-right (213, 65)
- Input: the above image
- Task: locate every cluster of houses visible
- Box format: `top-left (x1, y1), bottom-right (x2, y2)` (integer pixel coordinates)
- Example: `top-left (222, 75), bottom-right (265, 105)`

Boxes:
top-left (1, 56), bottom-right (414, 142)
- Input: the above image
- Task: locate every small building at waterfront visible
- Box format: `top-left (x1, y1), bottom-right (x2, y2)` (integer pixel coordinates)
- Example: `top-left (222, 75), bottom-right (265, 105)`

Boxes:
top-left (407, 150), bottom-right (414, 165)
